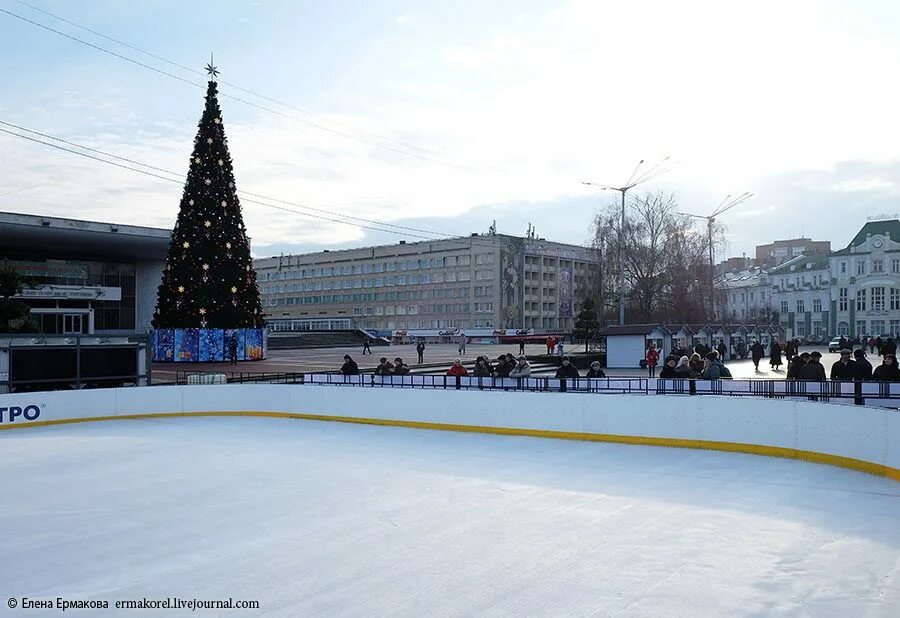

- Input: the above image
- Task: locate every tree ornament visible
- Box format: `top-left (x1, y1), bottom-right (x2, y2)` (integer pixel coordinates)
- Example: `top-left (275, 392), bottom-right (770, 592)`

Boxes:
top-left (204, 178), bottom-right (212, 185)
top-left (231, 286), bottom-right (238, 293)
top-left (202, 263), bottom-right (210, 271)
top-left (214, 117), bottom-right (221, 124)
top-left (199, 308), bottom-right (206, 315)
top-left (189, 199), bottom-right (194, 206)
top-left (178, 286), bottom-right (185, 293)
top-left (183, 241), bottom-right (190, 248)
top-left (206, 138), bottom-right (213, 144)
top-left (218, 159), bottom-right (224, 166)
top-left (204, 220), bottom-right (212, 228)
top-left (221, 200), bottom-right (227, 207)
top-left (194, 157), bottom-right (201, 164)
top-left (225, 242), bottom-right (232, 249)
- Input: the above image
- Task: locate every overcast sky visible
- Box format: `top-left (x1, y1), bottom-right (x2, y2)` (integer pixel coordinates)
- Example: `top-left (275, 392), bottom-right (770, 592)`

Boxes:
top-left (1, 0), bottom-right (899, 258)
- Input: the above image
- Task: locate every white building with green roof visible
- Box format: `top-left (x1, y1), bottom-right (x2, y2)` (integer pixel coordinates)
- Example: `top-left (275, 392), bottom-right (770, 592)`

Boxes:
top-left (828, 218), bottom-right (900, 339)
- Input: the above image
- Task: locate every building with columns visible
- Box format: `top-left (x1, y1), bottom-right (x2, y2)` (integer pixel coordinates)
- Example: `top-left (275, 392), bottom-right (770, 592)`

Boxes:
top-left (828, 219), bottom-right (900, 339)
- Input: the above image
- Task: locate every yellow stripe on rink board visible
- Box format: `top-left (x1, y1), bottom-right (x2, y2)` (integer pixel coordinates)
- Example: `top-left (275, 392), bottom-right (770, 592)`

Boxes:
top-left (1, 410), bottom-right (898, 481)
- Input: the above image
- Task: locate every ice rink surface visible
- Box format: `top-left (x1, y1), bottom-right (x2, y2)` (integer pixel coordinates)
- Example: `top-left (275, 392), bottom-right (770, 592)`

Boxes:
top-left (2, 416), bottom-right (898, 617)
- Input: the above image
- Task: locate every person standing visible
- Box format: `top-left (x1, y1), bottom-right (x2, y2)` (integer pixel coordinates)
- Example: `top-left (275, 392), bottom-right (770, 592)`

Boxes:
top-left (362, 337), bottom-right (372, 355)
top-left (873, 353), bottom-right (900, 381)
top-left (716, 340), bottom-right (727, 363)
top-left (869, 336), bottom-right (877, 355)
top-left (457, 333), bottom-right (467, 355)
top-left (646, 342), bottom-right (660, 378)
top-left (658, 356), bottom-right (678, 378)
top-left (416, 339), bottom-right (426, 364)
top-left (341, 354), bottom-right (359, 375)
top-left (797, 351), bottom-right (827, 380)
top-left (830, 349), bottom-right (858, 381)
top-left (229, 334), bottom-right (238, 365)
top-left (852, 349), bottom-right (873, 380)
top-left (555, 356), bottom-right (581, 379)
top-left (750, 339), bottom-right (765, 372)
top-left (769, 338), bottom-right (783, 371)
top-left (546, 336), bottom-right (553, 355)
top-left (784, 339), bottom-right (795, 363)
top-left (787, 352), bottom-right (809, 379)
top-left (519, 338), bottom-right (526, 355)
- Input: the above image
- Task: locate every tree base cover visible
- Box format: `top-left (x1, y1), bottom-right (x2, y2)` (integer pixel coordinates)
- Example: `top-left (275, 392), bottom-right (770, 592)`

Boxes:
top-left (152, 328), bottom-right (267, 362)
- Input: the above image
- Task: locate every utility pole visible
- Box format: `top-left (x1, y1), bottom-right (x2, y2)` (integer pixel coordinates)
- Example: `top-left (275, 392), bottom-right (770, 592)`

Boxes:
top-left (681, 192), bottom-right (753, 321)
top-left (583, 157), bottom-right (670, 325)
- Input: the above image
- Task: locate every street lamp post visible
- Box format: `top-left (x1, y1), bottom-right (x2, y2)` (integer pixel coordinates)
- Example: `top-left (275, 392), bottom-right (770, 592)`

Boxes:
top-left (582, 157), bottom-right (669, 325)
top-left (681, 192), bottom-right (753, 321)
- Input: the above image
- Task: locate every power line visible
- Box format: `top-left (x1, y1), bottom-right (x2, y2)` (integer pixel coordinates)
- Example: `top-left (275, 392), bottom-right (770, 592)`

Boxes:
top-left (13, 0), bottom-right (449, 160)
top-left (0, 123), bottom-right (514, 250)
top-left (0, 119), bottom-right (458, 238)
top-left (0, 6), bottom-right (487, 173)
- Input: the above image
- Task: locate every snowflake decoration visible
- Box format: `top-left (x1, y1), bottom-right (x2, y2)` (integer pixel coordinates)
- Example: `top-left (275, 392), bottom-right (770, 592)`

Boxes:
top-left (194, 157), bottom-right (201, 164)
top-left (202, 263), bottom-right (209, 270)
top-left (204, 178), bottom-right (211, 186)
top-left (218, 159), bottom-right (224, 166)
top-left (214, 118), bottom-right (221, 124)
top-left (206, 138), bottom-right (213, 144)
top-left (204, 220), bottom-right (212, 228)
top-left (225, 242), bottom-right (232, 249)
top-left (221, 200), bottom-right (227, 207)
top-left (178, 285), bottom-right (185, 293)
top-left (182, 241), bottom-right (190, 248)
top-left (231, 286), bottom-right (238, 293)
top-left (188, 199), bottom-right (194, 206)
top-left (199, 308), bottom-right (206, 315)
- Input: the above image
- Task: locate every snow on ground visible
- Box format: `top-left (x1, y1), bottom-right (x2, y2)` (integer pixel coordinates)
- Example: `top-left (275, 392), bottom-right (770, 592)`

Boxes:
top-left (1, 416), bottom-right (898, 616)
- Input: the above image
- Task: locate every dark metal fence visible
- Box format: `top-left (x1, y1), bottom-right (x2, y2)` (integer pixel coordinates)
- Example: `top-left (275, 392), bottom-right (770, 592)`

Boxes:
top-left (171, 371), bottom-right (900, 407)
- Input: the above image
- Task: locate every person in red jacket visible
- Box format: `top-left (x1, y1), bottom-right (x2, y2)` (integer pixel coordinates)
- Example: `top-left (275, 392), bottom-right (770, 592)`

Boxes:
top-left (447, 358), bottom-right (469, 377)
top-left (646, 342), bottom-right (660, 378)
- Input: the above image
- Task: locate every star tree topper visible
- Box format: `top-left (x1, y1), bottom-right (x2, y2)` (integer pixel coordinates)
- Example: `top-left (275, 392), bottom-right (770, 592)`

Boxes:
top-left (205, 54), bottom-right (220, 81)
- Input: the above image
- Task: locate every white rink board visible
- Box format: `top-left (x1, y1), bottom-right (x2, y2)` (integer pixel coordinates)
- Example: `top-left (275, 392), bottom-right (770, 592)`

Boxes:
top-left (0, 384), bottom-right (897, 475)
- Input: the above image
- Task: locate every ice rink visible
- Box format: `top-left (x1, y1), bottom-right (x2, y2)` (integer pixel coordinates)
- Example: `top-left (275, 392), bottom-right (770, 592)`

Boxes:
top-left (2, 416), bottom-right (899, 616)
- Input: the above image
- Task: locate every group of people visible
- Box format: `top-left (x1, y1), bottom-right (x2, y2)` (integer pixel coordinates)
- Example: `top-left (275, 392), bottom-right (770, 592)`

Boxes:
top-left (800, 348), bottom-right (900, 382)
top-left (447, 353), bottom-right (606, 379)
top-left (657, 350), bottom-right (732, 380)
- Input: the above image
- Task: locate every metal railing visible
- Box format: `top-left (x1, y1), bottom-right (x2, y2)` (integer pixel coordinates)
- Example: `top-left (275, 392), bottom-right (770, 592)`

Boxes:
top-left (170, 371), bottom-right (900, 407)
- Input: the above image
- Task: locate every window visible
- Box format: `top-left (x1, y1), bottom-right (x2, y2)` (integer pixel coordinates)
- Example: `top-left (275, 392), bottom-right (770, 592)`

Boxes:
top-left (840, 261), bottom-right (847, 274)
top-left (892, 288), bottom-right (900, 311)
top-left (781, 300), bottom-right (788, 314)
top-left (812, 298), bottom-right (822, 312)
top-left (796, 299), bottom-right (805, 313)
top-left (856, 320), bottom-right (866, 335)
top-left (872, 287), bottom-right (885, 311)
top-left (891, 319), bottom-right (900, 336)
top-left (857, 261), bottom-right (866, 275)
top-left (474, 302), bottom-right (493, 312)
top-left (838, 288), bottom-right (848, 311)
top-left (893, 259), bottom-right (900, 274)
top-left (856, 288), bottom-right (867, 311)
top-left (873, 260), bottom-right (884, 273)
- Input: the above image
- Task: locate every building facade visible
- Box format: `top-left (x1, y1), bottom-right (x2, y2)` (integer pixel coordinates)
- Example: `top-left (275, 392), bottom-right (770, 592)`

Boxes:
top-left (1, 211), bottom-right (169, 334)
top-left (755, 237), bottom-right (831, 268)
top-left (769, 254), bottom-right (832, 340)
top-left (722, 267), bottom-right (771, 322)
top-left (254, 233), bottom-right (599, 333)
top-left (828, 220), bottom-right (900, 339)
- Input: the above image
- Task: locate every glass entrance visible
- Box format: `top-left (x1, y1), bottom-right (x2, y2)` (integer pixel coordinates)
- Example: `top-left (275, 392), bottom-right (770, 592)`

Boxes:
top-left (63, 313), bottom-right (85, 334)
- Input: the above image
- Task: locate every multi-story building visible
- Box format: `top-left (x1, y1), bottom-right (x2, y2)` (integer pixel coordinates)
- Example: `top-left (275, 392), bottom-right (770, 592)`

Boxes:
top-left (254, 233), bottom-right (599, 334)
top-left (721, 267), bottom-right (771, 322)
top-left (769, 254), bottom-right (832, 340)
top-left (756, 237), bottom-right (831, 268)
top-left (829, 219), bottom-right (900, 339)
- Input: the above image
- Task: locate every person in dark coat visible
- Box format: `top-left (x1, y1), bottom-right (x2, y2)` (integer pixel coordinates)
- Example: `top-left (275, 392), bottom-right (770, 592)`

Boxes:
top-left (839, 335), bottom-right (848, 351)
top-left (787, 352), bottom-right (809, 379)
top-left (716, 340), bottom-right (727, 362)
top-left (797, 351), bottom-right (826, 380)
top-left (750, 340), bottom-right (765, 371)
top-left (373, 357), bottom-right (394, 375)
top-left (362, 337), bottom-right (372, 355)
top-left (658, 356), bottom-right (678, 378)
top-left (473, 356), bottom-right (493, 377)
top-left (393, 358), bottom-right (410, 375)
top-left (586, 361), bottom-right (606, 378)
top-left (341, 354), bottom-right (359, 375)
top-left (555, 356), bottom-right (581, 379)
top-left (769, 338), bottom-right (783, 370)
top-left (416, 340), bottom-right (426, 364)
top-left (519, 338), bottom-right (526, 355)
top-left (830, 349), bottom-right (858, 381)
top-left (853, 349), bottom-right (873, 380)
top-left (784, 339), bottom-right (795, 362)
top-left (689, 352), bottom-right (704, 377)
top-left (873, 354), bottom-right (900, 381)
top-left (884, 338), bottom-right (897, 357)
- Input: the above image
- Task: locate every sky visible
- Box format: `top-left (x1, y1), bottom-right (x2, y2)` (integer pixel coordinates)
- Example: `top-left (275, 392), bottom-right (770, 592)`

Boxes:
top-left (2, 0), bottom-right (900, 259)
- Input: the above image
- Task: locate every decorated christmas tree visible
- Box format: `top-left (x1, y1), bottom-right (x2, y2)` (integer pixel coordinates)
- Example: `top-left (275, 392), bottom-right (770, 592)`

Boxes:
top-left (153, 60), bottom-right (264, 329)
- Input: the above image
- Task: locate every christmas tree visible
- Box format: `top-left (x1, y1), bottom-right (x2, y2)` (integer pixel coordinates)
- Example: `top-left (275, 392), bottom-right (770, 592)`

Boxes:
top-left (153, 61), bottom-right (264, 329)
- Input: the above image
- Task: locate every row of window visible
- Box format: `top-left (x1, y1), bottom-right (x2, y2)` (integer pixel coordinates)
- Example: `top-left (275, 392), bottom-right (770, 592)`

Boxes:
top-left (266, 287), bottom-right (473, 306)
top-left (261, 271), bottom-right (487, 293)
top-left (838, 258), bottom-right (900, 276)
top-left (351, 304), bottom-right (472, 316)
top-left (837, 287), bottom-right (900, 312)
top-left (261, 255), bottom-right (482, 280)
